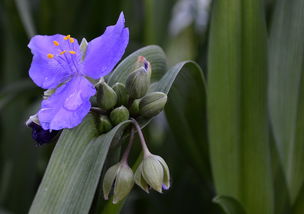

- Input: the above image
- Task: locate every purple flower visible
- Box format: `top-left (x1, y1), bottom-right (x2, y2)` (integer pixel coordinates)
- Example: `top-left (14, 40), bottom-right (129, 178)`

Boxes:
top-left (28, 12), bottom-right (129, 130)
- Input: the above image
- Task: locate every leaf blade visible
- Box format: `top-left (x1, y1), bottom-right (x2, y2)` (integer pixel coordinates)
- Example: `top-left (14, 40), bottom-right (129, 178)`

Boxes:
top-left (29, 114), bottom-right (131, 214)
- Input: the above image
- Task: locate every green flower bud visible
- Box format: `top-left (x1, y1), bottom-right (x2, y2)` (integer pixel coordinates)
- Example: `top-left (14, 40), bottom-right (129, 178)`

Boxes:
top-left (134, 154), bottom-right (170, 193)
top-left (96, 81), bottom-right (117, 110)
top-left (110, 106), bottom-right (129, 125)
top-left (112, 82), bottom-right (129, 106)
top-left (99, 115), bottom-right (113, 133)
top-left (129, 99), bottom-right (140, 116)
top-left (103, 163), bottom-right (134, 204)
top-left (126, 67), bottom-right (150, 99)
top-left (134, 163), bottom-right (150, 193)
top-left (139, 92), bottom-right (167, 118)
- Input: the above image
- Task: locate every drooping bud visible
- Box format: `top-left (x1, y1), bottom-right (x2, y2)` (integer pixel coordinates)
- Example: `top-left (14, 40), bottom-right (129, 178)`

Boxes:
top-left (96, 80), bottom-right (117, 110)
top-left (134, 154), bottom-right (170, 193)
top-left (103, 162), bottom-right (134, 204)
top-left (129, 99), bottom-right (140, 116)
top-left (112, 82), bottom-right (129, 106)
top-left (110, 106), bottom-right (129, 125)
top-left (139, 92), bottom-right (167, 118)
top-left (134, 163), bottom-right (150, 193)
top-left (26, 114), bottom-right (59, 146)
top-left (126, 67), bottom-right (150, 99)
top-left (99, 115), bottom-right (113, 133)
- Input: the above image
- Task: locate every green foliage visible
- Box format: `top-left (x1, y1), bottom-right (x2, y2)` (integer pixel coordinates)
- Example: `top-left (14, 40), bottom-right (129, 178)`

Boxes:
top-left (29, 115), bottom-right (131, 213)
top-left (213, 195), bottom-right (246, 214)
top-left (268, 0), bottom-right (304, 205)
top-left (1, 0), bottom-right (304, 213)
top-left (208, 1), bottom-right (273, 213)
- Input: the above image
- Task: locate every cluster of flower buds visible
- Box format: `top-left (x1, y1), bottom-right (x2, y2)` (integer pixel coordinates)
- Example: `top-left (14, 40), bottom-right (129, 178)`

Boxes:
top-left (98, 56), bottom-right (170, 203)
top-left (102, 121), bottom-right (170, 204)
top-left (94, 56), bottom-right (167, 134)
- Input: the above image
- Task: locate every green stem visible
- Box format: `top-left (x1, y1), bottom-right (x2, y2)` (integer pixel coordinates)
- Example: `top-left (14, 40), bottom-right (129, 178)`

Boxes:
top-left (121, 128), bottom-right (135, 164)
top-left (90, 107), bottom-right (107, 114)
top-left (131, 118), bottom-right (151, 157)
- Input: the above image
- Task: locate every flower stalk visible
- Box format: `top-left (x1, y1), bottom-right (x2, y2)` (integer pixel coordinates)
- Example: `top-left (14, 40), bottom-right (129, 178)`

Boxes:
top-left (131, 118), bottom-right (151, 157)
top-left (120, 128), bottom-right (135, 164)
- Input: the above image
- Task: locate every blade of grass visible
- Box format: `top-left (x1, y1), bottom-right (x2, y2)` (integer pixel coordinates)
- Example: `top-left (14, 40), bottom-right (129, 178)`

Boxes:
top-left (208, 0), bottom-right (274, 213)
top-left (268, 0), bottom-right (304, 204)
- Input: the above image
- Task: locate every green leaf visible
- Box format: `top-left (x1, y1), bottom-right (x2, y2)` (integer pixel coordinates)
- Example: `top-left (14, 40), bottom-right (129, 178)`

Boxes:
top-left (292, 183), bottom-right (304, 214)
top-left (152, 61), bottom-right (209, 177)
top-left (14, 0), bottom-right (36, 37)
top-left (208, 0), bottom-right (273, 214)
top-left (29, 114), bottom-right (131, 214)
top-left (213, 195), bottom-right (246, 214)
top-left (268, 0), bottom-right (304, 204)
top-left (107, 45), bottom-right (167, 85)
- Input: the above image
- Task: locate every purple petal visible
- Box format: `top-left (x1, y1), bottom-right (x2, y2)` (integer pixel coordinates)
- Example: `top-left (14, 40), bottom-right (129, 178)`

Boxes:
top-left (27, 121), bottom-right (59, 146)
top-left (28, 34), bottom-right (81, 89)
top-left (28, 34), bottom-right (80, 56)
top-left (38, 75), bottom-right (96, 130)
top-left (82, 12), bottom-right (129, 79)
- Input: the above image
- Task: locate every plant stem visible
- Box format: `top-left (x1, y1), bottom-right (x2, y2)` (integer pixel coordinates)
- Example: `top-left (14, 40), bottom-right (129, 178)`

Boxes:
top-left (90, 107), bottom-right (107, 114)
top-left (131, 118), bottom-right (151, 157)
top-left (121, 128), bottom-right (135, 164)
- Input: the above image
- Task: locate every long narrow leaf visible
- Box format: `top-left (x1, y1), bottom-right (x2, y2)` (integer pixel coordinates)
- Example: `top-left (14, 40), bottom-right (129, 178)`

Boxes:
top-left (29, 114), bottom-right (131, 213)
top-left (268, 0), bottom-right (304, 204)
top-left (208, 0), bottom-right (273, 213)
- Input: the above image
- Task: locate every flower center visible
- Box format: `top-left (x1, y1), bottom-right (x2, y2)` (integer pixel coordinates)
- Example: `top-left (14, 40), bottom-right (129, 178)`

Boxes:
top-left (46, 35), bottom-right (80, 74)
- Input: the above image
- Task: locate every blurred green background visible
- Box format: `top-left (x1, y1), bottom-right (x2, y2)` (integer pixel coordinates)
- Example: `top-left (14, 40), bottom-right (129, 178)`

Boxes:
top-left (1, 0), bottom-right (304, 214)
top-left (0, 0), bottom-right (212, 213)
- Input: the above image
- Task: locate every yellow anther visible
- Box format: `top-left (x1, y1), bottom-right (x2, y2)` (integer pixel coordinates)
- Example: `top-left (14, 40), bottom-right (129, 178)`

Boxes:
top-left (47, 54), bottom-right (54, 59)
top-left (69, 38), bottom-right (74, 43)
top-left (69, 51), bottom-right (76, 54)
top-left (64, 35), bottom-right (71, 40)
top-left (59, 50), bottom-right (66, 55)
top-left (53, 41), bottom-right (59, 46)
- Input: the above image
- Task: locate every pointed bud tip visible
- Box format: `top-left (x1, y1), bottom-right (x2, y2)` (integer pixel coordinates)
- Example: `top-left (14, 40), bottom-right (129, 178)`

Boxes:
top-left (96, 81), bottom-right (117, 110)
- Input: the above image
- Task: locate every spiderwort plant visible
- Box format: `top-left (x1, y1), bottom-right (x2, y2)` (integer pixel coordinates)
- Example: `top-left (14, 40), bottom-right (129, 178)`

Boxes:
top-left (27, 12), bottom-right (129, 132)
top-left (26, 12), bottom-right (171, 205)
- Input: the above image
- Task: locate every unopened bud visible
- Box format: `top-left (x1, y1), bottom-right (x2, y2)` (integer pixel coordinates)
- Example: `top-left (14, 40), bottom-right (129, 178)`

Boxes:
top-left (103, 163), bottom-right (134, 204)
top-left (134, 154), bottom-right (170, 193)
top-left (96, 81), bottom-right (117, 110)
top-left (134, 163), bottom-right (150, 193)
top-left (99, 115), bottom-right (113, 133)
top-left (126, 67), bottom-right (150, 99)
top-left (110, 106), bottom-right (129, 125)
top-left (129, 99), bottom-right (140, 116)
top-left (135, 56), bottom-right (152, 79)
top-left (139, 92), bottom-right (167, 118)
top-left (112, 82), bottom-right (129, 106)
